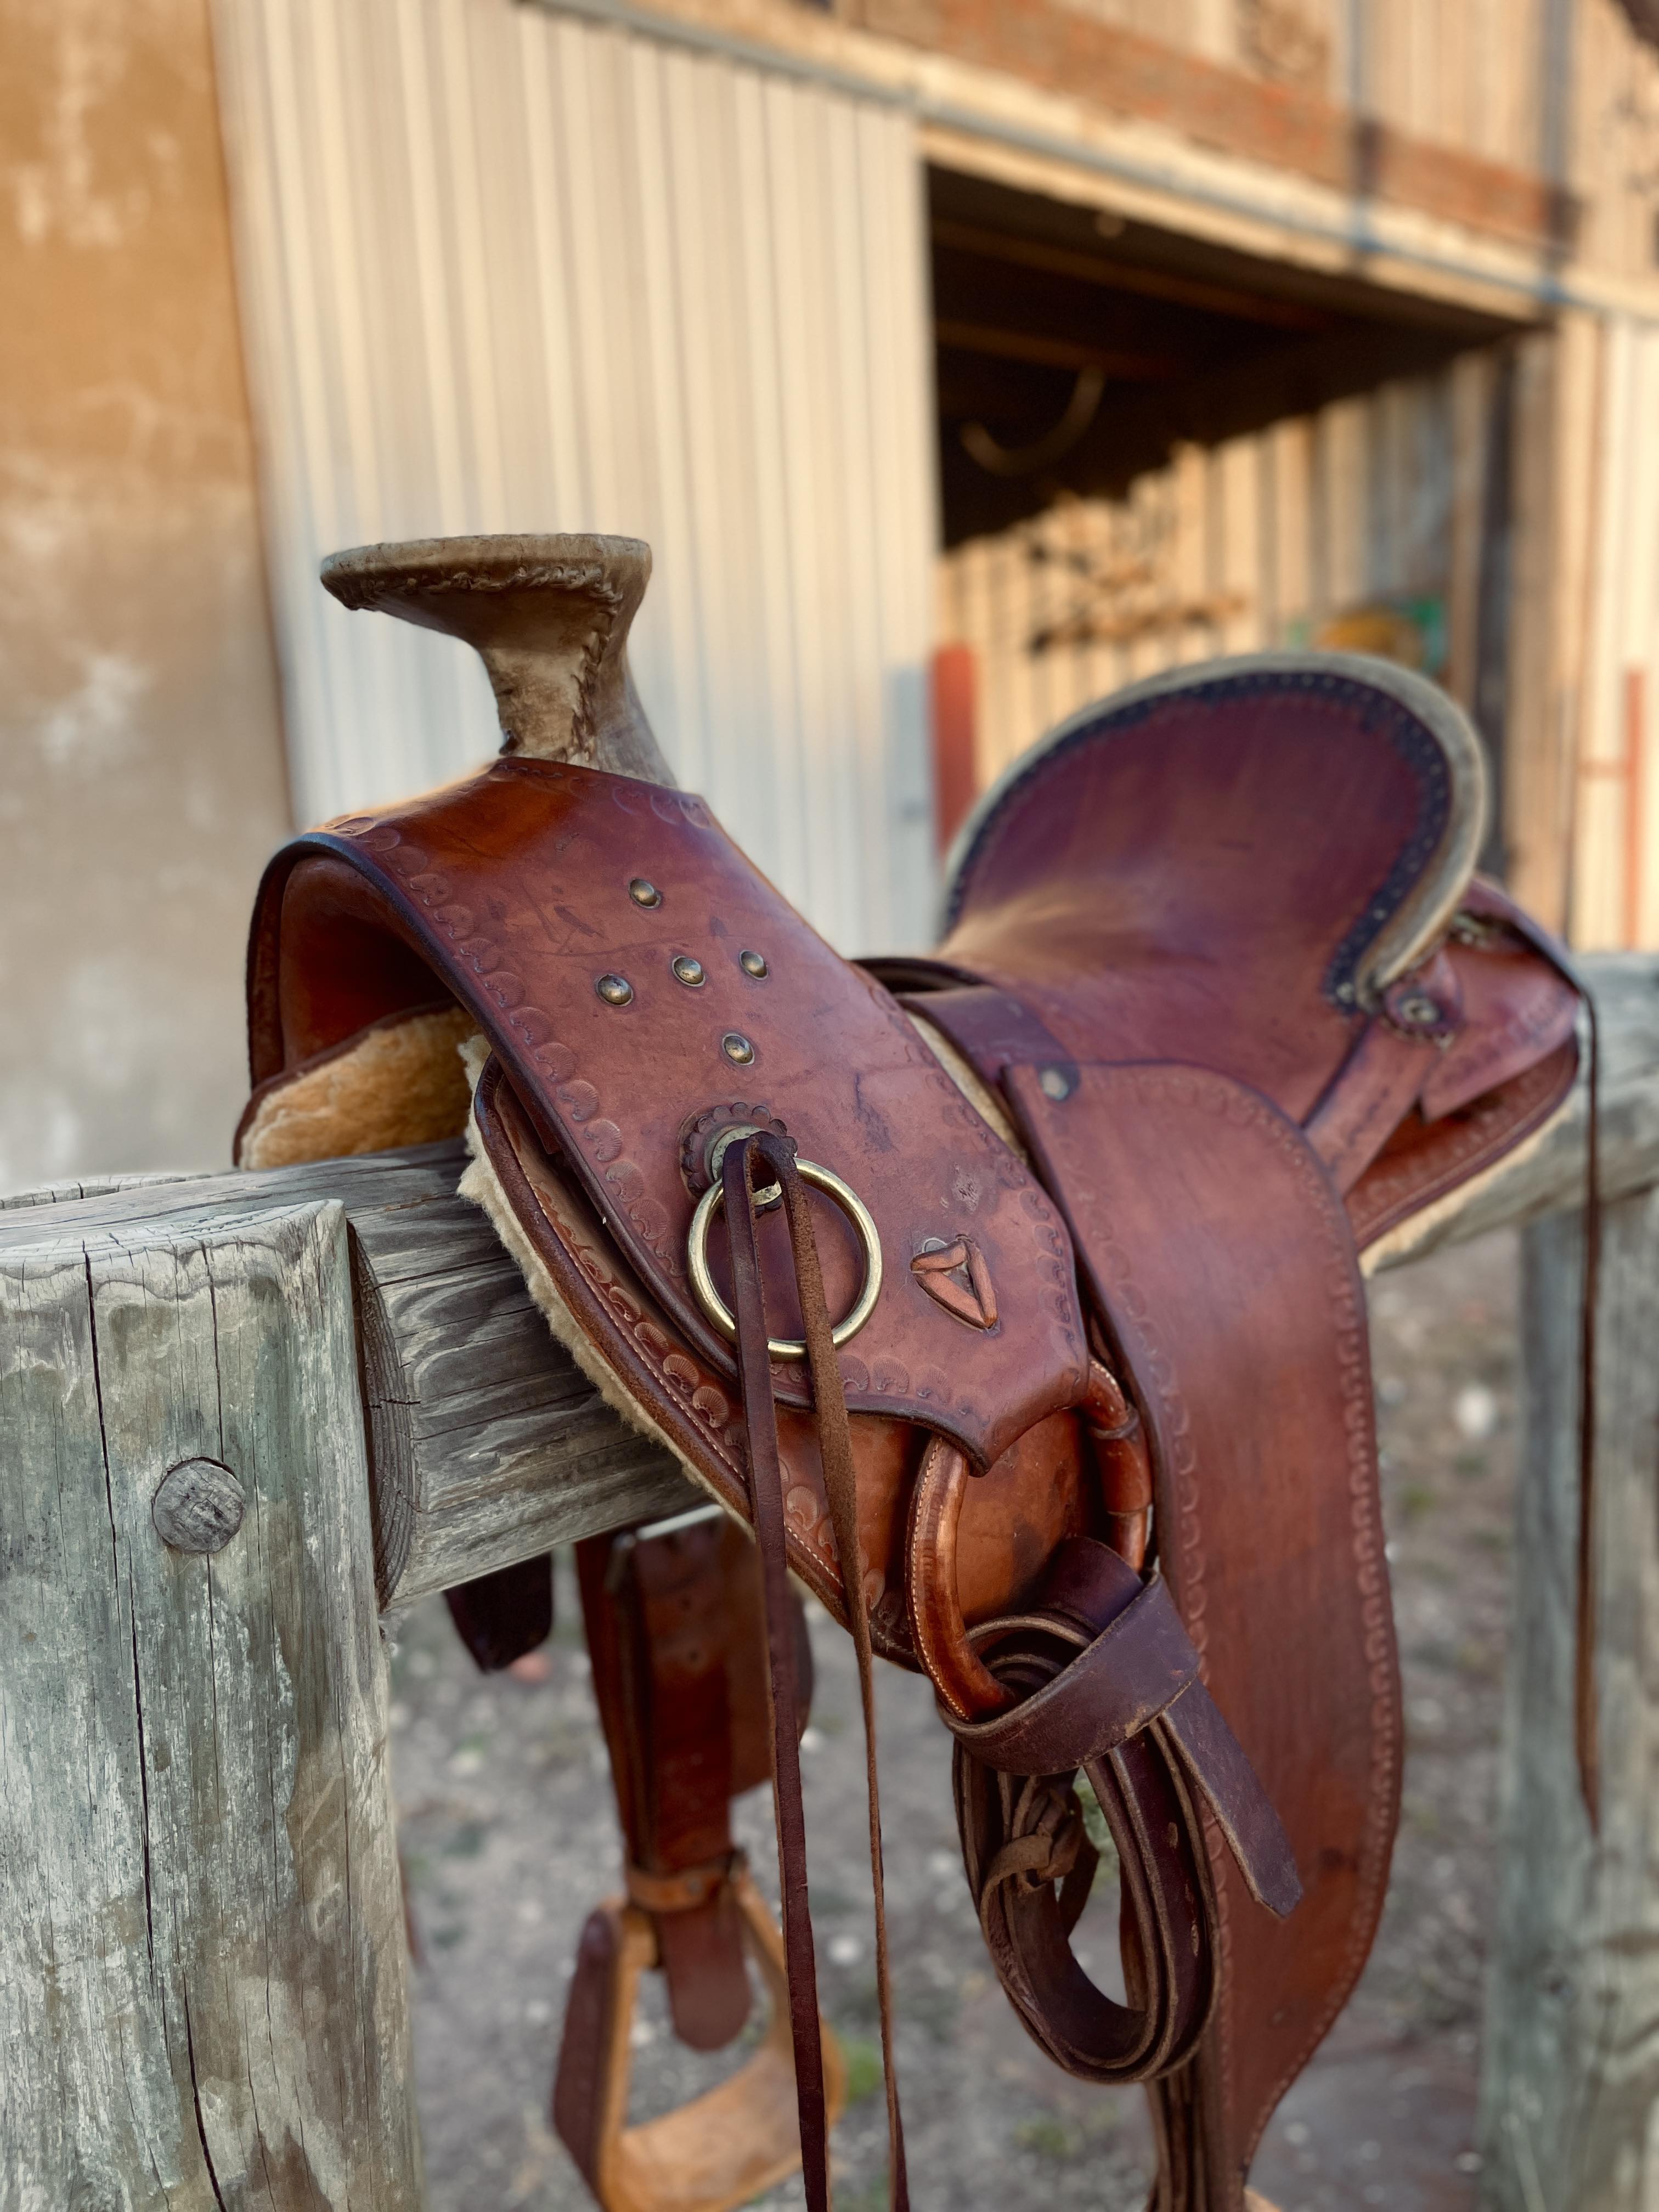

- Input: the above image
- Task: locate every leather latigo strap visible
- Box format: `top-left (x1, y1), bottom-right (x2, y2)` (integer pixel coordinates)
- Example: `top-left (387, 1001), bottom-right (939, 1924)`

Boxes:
top-left (722, 1132), bottom-right (909, 2212)
top-left (947, 1539), bottom-right (1298, 2086)
top-left (571, 1514), bottom-right (807, 2051)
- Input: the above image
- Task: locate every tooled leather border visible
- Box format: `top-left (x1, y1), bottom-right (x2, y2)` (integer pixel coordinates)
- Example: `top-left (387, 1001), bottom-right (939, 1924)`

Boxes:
top-left (1017, 1064), bottom-right (1401, 2173)
top-left (473, 1058), bottom-right (918, 1663)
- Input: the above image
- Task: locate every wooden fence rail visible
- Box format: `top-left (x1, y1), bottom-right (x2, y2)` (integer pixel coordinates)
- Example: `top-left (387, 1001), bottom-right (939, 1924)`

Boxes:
top-left (4, 952), bottom-right (1658, 2209)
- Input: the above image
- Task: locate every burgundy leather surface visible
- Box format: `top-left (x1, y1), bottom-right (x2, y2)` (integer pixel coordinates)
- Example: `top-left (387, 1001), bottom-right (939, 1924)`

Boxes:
top-left (575, 1518), bottom-right (800, 2051)
top-left (443, 1554), bottom-right (553, 1672)
top-left (1421, 882), bottom-right (1580, 1118)
top-left (935, 672), bottom-right (1431, 1120)
top-left (554, 1907), bottom-right (622, 2197)
top-left (1003, 1060), bottom-right (1400, 2192)
top-left (251, 761), bottom-right (1090, 1473)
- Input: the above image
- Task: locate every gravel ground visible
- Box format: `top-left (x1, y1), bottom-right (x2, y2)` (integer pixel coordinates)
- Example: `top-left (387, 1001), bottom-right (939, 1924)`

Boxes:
top-left (388, 1229), bottom-right (1522, 2212)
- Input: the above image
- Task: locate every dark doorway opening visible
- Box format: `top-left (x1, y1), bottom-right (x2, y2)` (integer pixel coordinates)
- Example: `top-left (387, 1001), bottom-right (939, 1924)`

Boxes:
top-left (931, 166), bottom-right (1531, 548)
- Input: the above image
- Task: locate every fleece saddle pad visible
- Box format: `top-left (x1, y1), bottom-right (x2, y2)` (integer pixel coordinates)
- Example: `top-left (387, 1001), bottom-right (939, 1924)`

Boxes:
top-left (238, 535), bottom-right (1581, 2212)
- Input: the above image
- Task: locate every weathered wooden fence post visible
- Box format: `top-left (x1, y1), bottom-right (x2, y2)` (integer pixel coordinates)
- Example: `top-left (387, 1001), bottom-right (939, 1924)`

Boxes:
top-left (1, 1194), bottom-right (424, 2209)
top-left (7, 956), bottom-right (1659, 2205)
top-left (1477, 1193), bottom-right (1659, 2212)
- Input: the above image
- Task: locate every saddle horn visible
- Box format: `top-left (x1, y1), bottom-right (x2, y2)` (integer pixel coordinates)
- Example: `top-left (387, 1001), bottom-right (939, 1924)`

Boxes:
top-left (320, 532), bottom-right (674, 783)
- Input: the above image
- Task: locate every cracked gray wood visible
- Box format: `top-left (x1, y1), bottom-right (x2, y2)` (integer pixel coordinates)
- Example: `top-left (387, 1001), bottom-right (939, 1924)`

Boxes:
top-left (0, 1148), bottom-right (693, 1610)
top-left (1477, 1194), bottom-right (1659, 2212)
top-left (0, 1199), bottom-right (424, 2210)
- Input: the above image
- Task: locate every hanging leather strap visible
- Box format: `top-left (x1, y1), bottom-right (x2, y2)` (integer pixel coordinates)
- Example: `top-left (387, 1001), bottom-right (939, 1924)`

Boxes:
top-left (575, 1519), bottom-right (761, 2051)
top-left (1576, 979), bottom-right (1601, 1826)
top-left (722, 1130), bottom-right (910, 2212)
top-left (1464, 895), bottom-right (1601, 1824)
top-left (945, 1539), bottom-right (1300, 2084)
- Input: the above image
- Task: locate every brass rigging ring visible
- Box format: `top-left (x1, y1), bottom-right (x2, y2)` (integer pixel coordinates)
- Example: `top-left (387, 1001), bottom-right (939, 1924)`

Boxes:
top-left (687, 1153), bottom-right (884, 1362)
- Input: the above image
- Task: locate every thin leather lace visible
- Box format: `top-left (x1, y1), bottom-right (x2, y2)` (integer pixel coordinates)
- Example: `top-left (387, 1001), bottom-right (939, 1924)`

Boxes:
top-left (722, 1131), bottom-right (909, 2212)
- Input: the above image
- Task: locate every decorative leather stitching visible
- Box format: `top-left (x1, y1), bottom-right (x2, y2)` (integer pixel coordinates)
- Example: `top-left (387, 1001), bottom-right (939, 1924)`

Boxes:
top-left (1054, 1065), bottom-right (1397, 2162)
top-left (331, 795), bottom-right (1091, 1445)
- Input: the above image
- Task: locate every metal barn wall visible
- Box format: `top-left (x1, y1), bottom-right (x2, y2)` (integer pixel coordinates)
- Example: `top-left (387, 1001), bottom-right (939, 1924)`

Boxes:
top-left (212, 0), bottom-right (938, 953)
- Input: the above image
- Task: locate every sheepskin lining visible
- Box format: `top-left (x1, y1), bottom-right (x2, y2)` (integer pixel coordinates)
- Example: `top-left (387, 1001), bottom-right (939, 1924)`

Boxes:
top-left (232, 997), bottom-right (1019, 1473)
top-left (454, 1035), bottom-right (711, 1485)
top-left (236, 1005), bottom-right (476, 1167)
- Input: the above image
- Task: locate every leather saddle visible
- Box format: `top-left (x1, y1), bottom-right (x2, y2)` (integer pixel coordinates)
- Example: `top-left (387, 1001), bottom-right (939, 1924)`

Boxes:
top-left (237, 535), bottom-right (1582, 2212)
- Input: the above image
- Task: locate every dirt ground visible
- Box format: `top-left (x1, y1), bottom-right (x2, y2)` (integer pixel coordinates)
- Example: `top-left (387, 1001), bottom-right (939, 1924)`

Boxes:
top-left (388, 1229), bottom-right (1522, 2212)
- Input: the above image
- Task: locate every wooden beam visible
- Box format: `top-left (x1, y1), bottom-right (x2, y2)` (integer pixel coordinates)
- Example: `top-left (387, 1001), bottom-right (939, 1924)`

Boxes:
top-left (935, 316), bottom-right (1180, 380)
top-left (0, 1148), bottom-right (693, 1611)
top-left (929, 218), bottom-right (1333, 331)
top-left (5, 954), bottom-right (1647, 1605)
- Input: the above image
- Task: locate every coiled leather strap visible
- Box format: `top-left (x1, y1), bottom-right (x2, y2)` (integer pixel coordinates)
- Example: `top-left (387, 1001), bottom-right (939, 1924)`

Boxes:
top-left (946, 1540), bottom-right (1300, 2083)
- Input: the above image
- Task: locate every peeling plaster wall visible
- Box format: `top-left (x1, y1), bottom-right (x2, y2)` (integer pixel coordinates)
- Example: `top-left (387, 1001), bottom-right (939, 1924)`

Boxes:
top-left (0, 0), bottom-right (291, 1190)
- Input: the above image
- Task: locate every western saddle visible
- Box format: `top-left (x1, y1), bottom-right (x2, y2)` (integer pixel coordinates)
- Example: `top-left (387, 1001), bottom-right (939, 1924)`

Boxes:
top-left (237, 535), bottom-right (1585, 2212)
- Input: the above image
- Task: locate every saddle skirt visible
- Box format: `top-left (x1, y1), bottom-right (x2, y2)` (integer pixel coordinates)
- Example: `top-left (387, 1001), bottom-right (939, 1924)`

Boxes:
top-left (238, 536), bottom-right (1581, 2212)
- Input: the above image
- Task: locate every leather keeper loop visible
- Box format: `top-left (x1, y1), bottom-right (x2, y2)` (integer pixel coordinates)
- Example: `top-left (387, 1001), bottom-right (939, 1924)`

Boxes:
top-left (625, 1850), bottom-right (747, 1916)
top-left (944, 1573), bottom-right (1201, 1777)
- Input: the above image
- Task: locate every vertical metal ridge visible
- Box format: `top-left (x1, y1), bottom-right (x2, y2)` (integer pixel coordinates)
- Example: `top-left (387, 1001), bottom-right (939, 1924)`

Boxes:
top-left (215, 0), bottom-right (934, 940)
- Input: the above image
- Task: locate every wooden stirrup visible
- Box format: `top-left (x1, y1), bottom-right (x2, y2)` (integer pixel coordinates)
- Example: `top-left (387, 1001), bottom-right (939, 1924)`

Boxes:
top-left (555, 1870), bottom-right (848, 2212)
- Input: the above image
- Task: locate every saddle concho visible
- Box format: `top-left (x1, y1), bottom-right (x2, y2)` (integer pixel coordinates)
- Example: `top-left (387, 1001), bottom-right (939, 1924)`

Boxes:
top-left (237, 536), bottom-right (1583, 2212)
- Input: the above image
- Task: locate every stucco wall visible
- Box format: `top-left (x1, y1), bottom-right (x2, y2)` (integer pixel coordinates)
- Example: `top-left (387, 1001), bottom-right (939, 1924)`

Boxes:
top-left (1, 0), bottom-right (290, 1190)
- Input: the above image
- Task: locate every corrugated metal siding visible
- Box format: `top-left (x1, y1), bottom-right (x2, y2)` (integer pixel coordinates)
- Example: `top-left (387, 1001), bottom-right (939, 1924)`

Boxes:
top-left (939, 360), bottom-right (1494, 791)
top-left (1573, 320), bottom-right (1659, 949)
top-left (212, 0), bottom-right (938, 952)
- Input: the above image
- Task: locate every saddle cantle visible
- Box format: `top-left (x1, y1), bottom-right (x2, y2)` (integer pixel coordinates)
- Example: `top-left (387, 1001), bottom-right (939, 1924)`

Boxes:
top-left (238, 536), bottom-right (1582, 2212)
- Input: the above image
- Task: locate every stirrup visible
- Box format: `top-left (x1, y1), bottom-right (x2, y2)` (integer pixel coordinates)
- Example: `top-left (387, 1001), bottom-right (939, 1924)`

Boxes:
top-left (554, 1869), bottom-right (848, 2212)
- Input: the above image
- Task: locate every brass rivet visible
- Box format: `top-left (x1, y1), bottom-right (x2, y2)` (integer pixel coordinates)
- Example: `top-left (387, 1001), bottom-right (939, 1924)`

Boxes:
top-left (596, 973), bottom-right (634, 1007)
top-left (721, 1031), bottom-right (755, 1065)
top-left (1395, 992), bottom-right (1441, 1028)
top-left (629, 878), bottom-right (661, 908)
top-left (672, 955), bottom-right (706, 988)
top-left (739, 949), bottom-right (769, 979)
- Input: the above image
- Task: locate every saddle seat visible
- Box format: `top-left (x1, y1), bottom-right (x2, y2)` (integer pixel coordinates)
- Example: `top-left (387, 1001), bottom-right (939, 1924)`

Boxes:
top-left (874, 657), bottom-right (1577, 1248)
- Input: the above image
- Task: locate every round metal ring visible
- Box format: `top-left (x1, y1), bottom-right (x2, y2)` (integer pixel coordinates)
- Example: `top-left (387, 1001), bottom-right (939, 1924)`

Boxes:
top-left (687, 1157), bottom-right (884, 1361)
